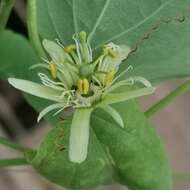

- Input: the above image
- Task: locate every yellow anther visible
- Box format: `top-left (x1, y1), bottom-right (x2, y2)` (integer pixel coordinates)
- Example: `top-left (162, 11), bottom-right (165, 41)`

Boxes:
top-left (77, 78), bottom-right (89, 95)
top-left (49, 62), bottom-right (57, 79)
top-left (108, 48), bottom-right (117, 58)
top-left (104, 70), bottom-right (115, 86)
top-left (103, 47), bottom-right (116, 58)
top-left (64, 44), bottom-right (76, 53)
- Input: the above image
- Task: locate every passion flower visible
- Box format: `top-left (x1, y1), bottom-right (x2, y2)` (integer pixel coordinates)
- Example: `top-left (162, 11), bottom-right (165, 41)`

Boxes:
top-left (8, 31), bottom-right (154, 163)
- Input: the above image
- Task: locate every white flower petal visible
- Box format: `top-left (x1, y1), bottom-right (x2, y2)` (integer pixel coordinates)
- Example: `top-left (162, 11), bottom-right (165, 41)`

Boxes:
top-left (100, 105), bottom-right (124, 128)
top-left (29, 63), bottom-right (49, 70)
top-left (42, 39), bottom-right (66, 63)
top-left (102, 87), bottom-right (155, 105)
top-left (37, 102), bottom-right (65, 122)
top-left (104, 76), bottom-right (153, 94)
top-left (119, 45), bottom-right (131, 60)
top-left (100, 43), bottom-right (131, 72)
top-left (104, 79), bottom-right (134, 94)
top-left (69, 108), bottom-right (93, 163)
top-left (131, 76), bottom-right (152, 87)
top-left (8, 78), bottom-right (62, 102)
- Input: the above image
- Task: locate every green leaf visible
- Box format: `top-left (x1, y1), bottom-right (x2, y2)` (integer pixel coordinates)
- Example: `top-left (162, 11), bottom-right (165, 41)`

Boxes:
top-left (26, 101), bottom-right (172, 190)
top-left (0, 0), bottom-right (14, 31)
top-left (126, 12), bottom-right (190, 84)
top-left (0, 30), bottom-right (58, 123)
top-left (28, 0), bottom-right (190, 83)
top-left (0, 158), bottom-right (28, 168)
top-left (93, 102), bottom-right (172, 190)
top-left (0, 30), bottom-right (38, 79)
top-left (27, 121), bottom-right (117, 189)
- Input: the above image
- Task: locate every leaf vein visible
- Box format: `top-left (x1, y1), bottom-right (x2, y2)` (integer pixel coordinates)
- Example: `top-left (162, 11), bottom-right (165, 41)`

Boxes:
top-left (88, 0), bottom-right (111, 42)
top-left (44, 0), bottom-right (65, 44)
top-left (93, 0), bottom-right (175, 50)
top-left (72, 0), bottom-right (78, 35)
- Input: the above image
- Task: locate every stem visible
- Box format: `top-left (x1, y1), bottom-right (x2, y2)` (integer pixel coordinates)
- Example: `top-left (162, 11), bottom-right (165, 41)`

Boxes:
top-left (173, 172), bottom-right (190, 182)
top-left (27, 0), bottom-right (46, 58)
top-left (0, 0), bottom-right (14, 31)
top-left (145, 79), bottom-right (190, 118)
top-left (0, 137), bottom-right (32, 152)
top-left (0, 158), bottom-right (28, 168)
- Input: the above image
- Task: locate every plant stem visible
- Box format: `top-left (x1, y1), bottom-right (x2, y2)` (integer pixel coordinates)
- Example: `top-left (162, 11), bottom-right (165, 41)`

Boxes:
top-left (173, 172), bottom-right (190, 182)
top-left (0, 0), bottom-right (14, 31)
top-left (145, 79), bottom-right (190, 118)
top-left (0, 137), bottom-right (32, 152)
top-left (0, 158), bottom-right (28, 168)
top-left (27, 0), bottom-right (46, 58)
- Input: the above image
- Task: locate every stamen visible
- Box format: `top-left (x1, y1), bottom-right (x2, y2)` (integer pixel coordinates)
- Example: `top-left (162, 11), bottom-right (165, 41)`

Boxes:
top-left (103, 47), bottom-right (117, 58)
top-left (103, 43), bottom-right (119, 57)
top-left (70, 51), bottom-right (81, 66)
top-left (64, 44), bottom-right (76, 53)
top-left (77, 78), bottom-right (89, 95)
top-left (97, 55), bottom-right (105, 71)
top-left (104, 70), bottom-right (115, 86)
top-left (92, 76), bottom-right (103, 87)
top-left (55, 38), bottom-right (64, 48)
top-left (104, 79), bottom-right (134, 94)
top-left (111, 65), bottom-right (133, 84)
top-left (38, 73), bottom-right (65, 90)
top-left (49, 62), bottom-right (57, 79)
top-left (57, 63), bottom-right (79, 87)
top-left (59, 90), bottom-right (75, 100)
top-left (87, 41), bottom-right (93, 61)
top-left (73, 34), bottom-right (82, 65)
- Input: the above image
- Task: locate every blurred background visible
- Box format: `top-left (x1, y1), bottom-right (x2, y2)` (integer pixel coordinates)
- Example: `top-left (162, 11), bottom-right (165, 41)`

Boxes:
top-left (0, 0), bottom-right (190, 189)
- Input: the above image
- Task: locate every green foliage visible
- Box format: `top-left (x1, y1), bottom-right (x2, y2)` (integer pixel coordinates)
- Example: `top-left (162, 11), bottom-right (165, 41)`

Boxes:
top-left (34, 0), bottom-right (190, 84)
top-left (127, 12), bottom-right (190, 83)
top-left (0, 30), bottom-right (37, 79)
top-left (26, 0), bottom-right (190, 188)
top-left (0, 0), bottom-right (14, 31)
top-left (25, 101), bottom-right (172, 190)
top-left (1, 0), bottom-right (190, 189)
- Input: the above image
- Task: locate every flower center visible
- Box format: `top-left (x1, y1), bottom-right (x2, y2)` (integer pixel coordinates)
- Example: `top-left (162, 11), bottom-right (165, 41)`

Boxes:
top-left (41, 31), bottom-right (131, 107)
